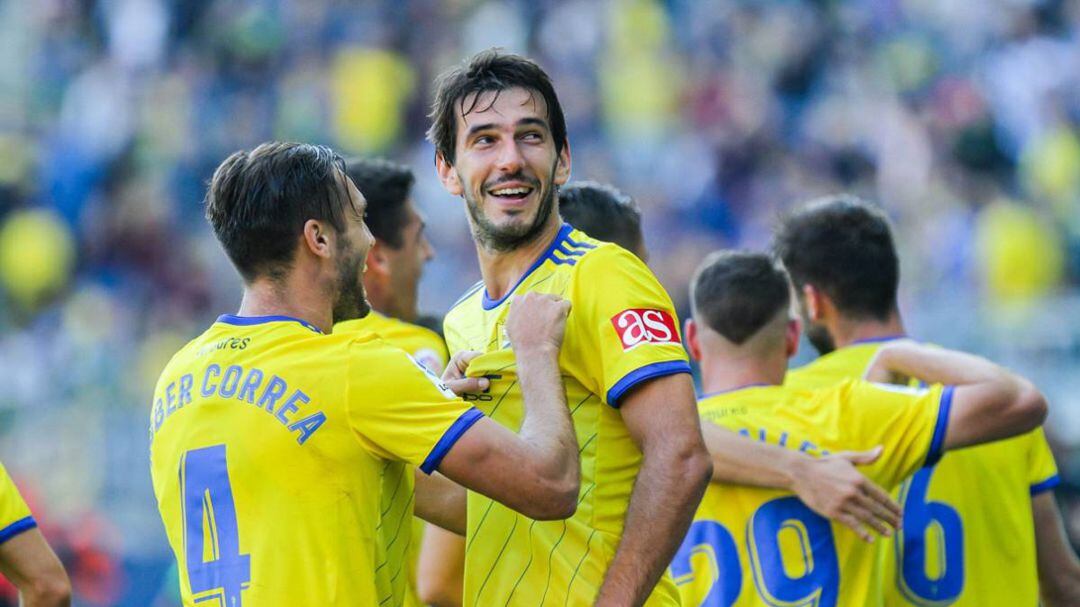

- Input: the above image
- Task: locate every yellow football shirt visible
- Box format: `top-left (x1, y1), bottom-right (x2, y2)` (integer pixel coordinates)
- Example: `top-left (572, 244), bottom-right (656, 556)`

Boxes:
top-left (0, 460), bottom-right (35, 546)
top-left (675, 381), bottom-right (950, 606)
top-left (444, 225), bottom-right (691, 606)
top-left (149, 314), bottom-right (480, 606)
top-left (786, 338), bottom-right (1058, 607)
top-left (336, 311), bottom-right (450, 607)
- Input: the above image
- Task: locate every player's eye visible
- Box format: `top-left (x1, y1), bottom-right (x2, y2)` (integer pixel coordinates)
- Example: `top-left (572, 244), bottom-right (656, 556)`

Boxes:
top-left (473, 135), bottom-right (494, 146)
top-left (521, 132), bottom-right (542, 142)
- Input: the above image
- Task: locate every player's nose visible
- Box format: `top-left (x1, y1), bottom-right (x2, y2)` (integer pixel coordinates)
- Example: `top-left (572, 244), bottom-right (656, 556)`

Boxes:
top-left (494, 140), bottom-right (526, 174)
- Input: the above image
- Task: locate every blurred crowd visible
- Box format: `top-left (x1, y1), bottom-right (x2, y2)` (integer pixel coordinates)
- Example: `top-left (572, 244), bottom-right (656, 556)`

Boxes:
top-left (1, 0), bottom-right (1080, 603)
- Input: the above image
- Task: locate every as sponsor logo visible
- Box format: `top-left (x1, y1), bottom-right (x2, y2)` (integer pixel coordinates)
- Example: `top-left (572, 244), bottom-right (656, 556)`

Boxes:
top-left (611, 308), bottom-right (679, 351)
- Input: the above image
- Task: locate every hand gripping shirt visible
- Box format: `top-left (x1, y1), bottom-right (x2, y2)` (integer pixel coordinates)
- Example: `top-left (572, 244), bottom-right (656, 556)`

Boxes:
top-left (443, 225), bottom-right (691, 606)
top-left (149, 314), bottom-right (480, 606)
top-left (675, 381), bottom-right (951, 607)
top-left (336, 311), bottom-right (451, 607)
top-left (785, 338), bottom-right (1058, 607)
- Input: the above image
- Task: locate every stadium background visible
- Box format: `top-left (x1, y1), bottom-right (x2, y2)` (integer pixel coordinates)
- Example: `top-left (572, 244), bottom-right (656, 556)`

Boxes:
top-left (1, 0), bottom-right (1079, 604)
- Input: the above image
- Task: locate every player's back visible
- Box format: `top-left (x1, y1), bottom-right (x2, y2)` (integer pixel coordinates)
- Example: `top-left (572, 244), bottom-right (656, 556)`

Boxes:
top-left (786, 341), bottom-right (1058, 606)
top-left (149, 314), bottom-right (467, 606)
top-left (674, 381), bottom-right (949, 607)
top-left (444, 225), bottom-right (690, 606)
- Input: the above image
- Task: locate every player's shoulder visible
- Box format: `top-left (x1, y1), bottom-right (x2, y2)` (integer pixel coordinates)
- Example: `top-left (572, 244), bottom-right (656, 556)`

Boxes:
top-left (445, 279), bottom-right (485, 320)
top-left (565, 226), bottom-right (641, 273)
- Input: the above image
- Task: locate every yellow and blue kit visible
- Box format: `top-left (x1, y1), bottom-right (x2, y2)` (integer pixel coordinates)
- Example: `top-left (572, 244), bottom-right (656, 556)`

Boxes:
top-left (785, 337), bottom-right (1058, 607)
top-left (0, 460), bottom-right (35, 547)
top-left (444, 224), bottom-right (692, 606)
top-left (336, 311), bottom-right (450, 607)
top-left (149, 314), bottom-right (478, 606)
top-left (675, 380), bottom-right (951, 606)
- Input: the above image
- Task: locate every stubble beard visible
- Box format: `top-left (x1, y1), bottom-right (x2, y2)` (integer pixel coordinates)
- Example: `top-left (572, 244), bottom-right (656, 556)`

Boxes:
top-left (331, 238), bottom-right (371, 324)
top-left (463, 172), bottom-right (558, 254)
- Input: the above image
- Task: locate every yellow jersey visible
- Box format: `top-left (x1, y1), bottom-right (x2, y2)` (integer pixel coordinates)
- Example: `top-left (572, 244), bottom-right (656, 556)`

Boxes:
top-left (785, 338), bottom-right (1059, 607)
top-left (336, 311), bottom-right (450, 607)
top-left (444, 225), bottom-right (691, 606)
top-left (149, 314), bottom-right (480, 606)
top-left (675, 381), bottom-right (951, 606)
top-left (0, 460), bottom-right (35, 546)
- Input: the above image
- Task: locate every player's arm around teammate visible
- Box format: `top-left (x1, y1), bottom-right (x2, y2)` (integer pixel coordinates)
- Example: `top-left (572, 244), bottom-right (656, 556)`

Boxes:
top-left (429, 291), bottom-right (580, 521)
top-left (865, 340), bottom-right (1047, 448)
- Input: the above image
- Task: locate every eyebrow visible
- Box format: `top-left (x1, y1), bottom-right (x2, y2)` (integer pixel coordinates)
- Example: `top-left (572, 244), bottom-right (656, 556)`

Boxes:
top-left (465, 117), bottom-right (550, 139)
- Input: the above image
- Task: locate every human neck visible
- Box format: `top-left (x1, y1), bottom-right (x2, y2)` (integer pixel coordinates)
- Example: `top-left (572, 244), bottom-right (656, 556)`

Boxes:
top-left (699, 351), bottom-right (787, 395)
top-left (475, 219), bottom-right (562, 303)
top-left (363, 283), bottom-right (414, 324)
top-left (237, 276), bottom-right (332, 334)
top-left (828, 310), bottom-right (906, 350)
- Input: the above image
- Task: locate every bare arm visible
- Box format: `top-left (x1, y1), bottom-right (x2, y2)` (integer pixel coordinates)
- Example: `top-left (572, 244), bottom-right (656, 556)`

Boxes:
top-left (702, 423), bottom-right (900, 541)
top-left (866, 342), bottom-right (1047, 450)
top-left (0, 528), bottom-right (71, 607)
top-left (1032, 491), bottom-right (1080, 606)
top-left (436, 293), bottom-right (580, 520)
top-left (595, 372), bottom-right (712, 606)
top-left (417, 525), bottom-right (465, 607)
top-left (413, 469), bottom-right (466, 535)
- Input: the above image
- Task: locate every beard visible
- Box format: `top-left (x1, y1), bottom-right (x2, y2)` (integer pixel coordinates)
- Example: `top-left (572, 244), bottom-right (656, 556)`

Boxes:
top-left (331, 236), bottom-right (371, 324)
top-left (463, 169), bottom-right (557, 253)
top-left (804, 320), bottom-right (836, 355)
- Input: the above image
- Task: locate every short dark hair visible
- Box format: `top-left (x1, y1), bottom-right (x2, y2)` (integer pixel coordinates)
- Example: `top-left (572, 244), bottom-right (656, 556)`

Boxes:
top-left (691, 251), bottom-right (791, 345)
top-left (205, 142), bottom-right (351, 282)
top-left (772, 195), bottom-right (899, 321)
top-left (427, 49), bottom-right (567, 165)
top-left (559, 182), bottom-right (643, 255)
top-left (345, 157), bottom-right (415, 249)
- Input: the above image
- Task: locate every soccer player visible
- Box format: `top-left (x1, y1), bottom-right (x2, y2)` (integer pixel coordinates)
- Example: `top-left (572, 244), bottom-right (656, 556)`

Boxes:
top-left (558, 181), bottom-right (648, 261)
top-left (427, 50), bottom-right (902, 606)
top-left (675, 250), bottom-right (1047, 605)
top-left (149, 141), bottom-right (583, 606)
top-left (0, 461), bottom-right (70, 607)
top-left (416, 179), bottom-right (649, 606)
top-left (775, 195), bottom-right (1080, 606)
top-left (333, 157), bottom-right (448, 607)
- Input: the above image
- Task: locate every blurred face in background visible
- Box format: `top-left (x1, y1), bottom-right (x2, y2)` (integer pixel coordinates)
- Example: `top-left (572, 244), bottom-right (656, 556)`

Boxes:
top-left (437, 86), bottom-right (570, 252)
top-left (331, 175), bottom-right (375, 323)
top-left (368, 198), bottom-right (433, 322)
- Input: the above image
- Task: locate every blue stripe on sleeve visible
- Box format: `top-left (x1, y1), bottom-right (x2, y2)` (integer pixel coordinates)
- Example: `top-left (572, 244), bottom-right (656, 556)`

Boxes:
top-left (0, 516), bottom-right (36, 545)
top-left (420, 408), bottom-right (485, 474)
top-left (925, 386), bottom-right (955, 467)
top-left (606, 360), bottom-right (692, 408)
top-left (1030, 474), bottom-right (1061, 496)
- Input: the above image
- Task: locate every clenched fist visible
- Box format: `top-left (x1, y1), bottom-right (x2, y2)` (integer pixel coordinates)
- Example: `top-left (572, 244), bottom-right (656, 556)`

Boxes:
top-left (505, 292), bottom-right (571, 354)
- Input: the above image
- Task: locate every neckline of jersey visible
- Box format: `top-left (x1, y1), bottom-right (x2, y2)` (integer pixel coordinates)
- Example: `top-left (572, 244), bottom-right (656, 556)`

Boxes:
top-left (480, 223), bottom-right (574, 311)
top-left (700, 382), bottom-right (774, 399)
top-left (216, 314), bottom-right (324, 334)
top-left (848, 333), bottom-right (907, 346)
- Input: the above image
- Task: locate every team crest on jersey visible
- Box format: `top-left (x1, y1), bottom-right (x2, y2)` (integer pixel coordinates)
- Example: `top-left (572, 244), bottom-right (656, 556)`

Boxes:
top-left (611, 308), bottom-right (679, 351)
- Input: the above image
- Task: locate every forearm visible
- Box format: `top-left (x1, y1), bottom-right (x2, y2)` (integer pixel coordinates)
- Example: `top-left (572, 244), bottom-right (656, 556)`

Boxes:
top-left (414, 470), bottom-right (467, 535)
top-left (702, 422), bottom-right (801, 488)
top-left (418, 525), bottom-right (465, 607)
top-left (1034, 493), bottom-right (1080, 606)
top-left (516, 345), bottom-right (578, 484)
top-left (596, 447), bottom-right (710, 606)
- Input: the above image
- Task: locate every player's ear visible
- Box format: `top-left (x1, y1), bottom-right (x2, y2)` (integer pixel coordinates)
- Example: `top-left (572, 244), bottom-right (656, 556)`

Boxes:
top-left (553, 140), bottom-right (571, 186)
top-left (302, 219), bottom-right (332, 259)
top-left (365, 240), bottom-right (392, 278)
top-left (684, 318), bottom-right (702, 362)
top-left (435, 152), bottom-right (464, 197)
top-left (802, 283), bottom-right (824, 321)
top-left (785, 318), bottom-right (800, 359)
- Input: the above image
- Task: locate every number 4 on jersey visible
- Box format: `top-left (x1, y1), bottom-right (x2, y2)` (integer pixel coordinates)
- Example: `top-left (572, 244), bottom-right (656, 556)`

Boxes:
top-left (182, 444), bottom-right (251, 606)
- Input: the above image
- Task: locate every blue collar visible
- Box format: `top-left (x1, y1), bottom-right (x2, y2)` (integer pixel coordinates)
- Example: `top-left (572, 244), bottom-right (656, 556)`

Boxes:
top-left (700, 382), bottom-right (772, 398)
top-left (481, 223), bottom-right (575, 310)
top-left (850, 334), bottom-right (907, 345)
top-left (216, 314), bottom-right (323, 334)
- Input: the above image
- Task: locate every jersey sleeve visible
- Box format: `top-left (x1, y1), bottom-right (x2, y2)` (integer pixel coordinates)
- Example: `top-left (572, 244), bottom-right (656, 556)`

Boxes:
top-left (1026, 428), bottom-right (1060, 495)
top-left (567, 243), bottom-right (691, 407)
top-left (411, 331), bottom-right (450, 376)
top-left (0, 461), bottom-right (36, 545)
top-left (346, 341), bottom-right (483, 474)
top-left (843, 381), bottom-right (953, 488)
